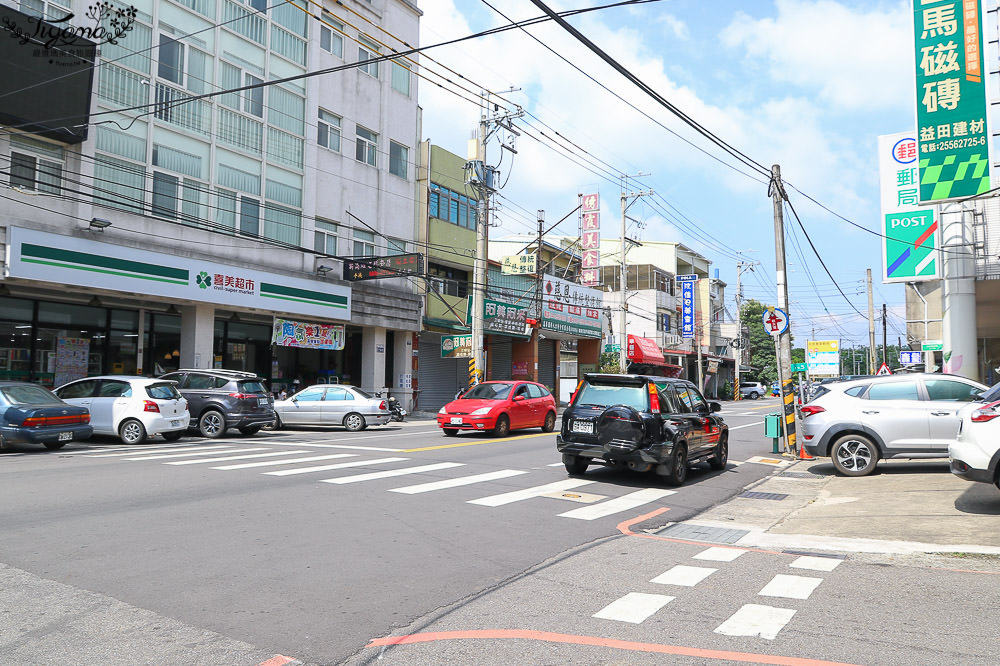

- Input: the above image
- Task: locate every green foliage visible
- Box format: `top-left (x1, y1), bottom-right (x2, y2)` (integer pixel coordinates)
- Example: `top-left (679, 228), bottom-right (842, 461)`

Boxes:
top-left (740, 299), bottom-right (780, 384)
top-left (599, 352), bottom-right (622, 374)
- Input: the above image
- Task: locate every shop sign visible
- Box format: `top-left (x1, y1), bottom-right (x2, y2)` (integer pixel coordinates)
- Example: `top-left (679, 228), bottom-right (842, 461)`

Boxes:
top-left (922, 340), bottom-right (943, 351)
top-left (912, 0), bottom-right (990, 202)
top-left (707, 359), bottom-right (719, 374)
top-left (272, 318), bottom-right (345, 350)
top-left (878, 132), bottom-right (938, 283)
top-left (542, 274), bottom-right (602, 338)
top-left (441, 334), bottom-right (472, 358)
top-left (807, 339), bottom-right (840, 376)
top-left (502, 253), bottom-right (537, 275)
top-left (681, 279), bottom-right (695, 338)
top-left (7, 227), bottom-right (351, 321)
top-left (580, 192), bottom-right (600, 286)
top-left (53, 337), bottom-right (89, 387)
top-left (465, 297), bottom-right (530, 336)
top-left (343, 253), bottom-right (423, 281)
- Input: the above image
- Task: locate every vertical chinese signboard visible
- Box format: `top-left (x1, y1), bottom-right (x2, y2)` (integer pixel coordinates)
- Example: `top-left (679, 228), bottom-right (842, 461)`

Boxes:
top-left (580, 192), bottom-right (600, 286)
top-left (679, 277), bottom-right (696, 339)
top-left (913, 0), bottom-right (990, 202)
top-left (878, 132), bottom-right (939, 282)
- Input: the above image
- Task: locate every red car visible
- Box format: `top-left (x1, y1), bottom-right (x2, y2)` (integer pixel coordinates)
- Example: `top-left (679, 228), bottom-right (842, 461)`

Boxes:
top-left (437, 381), bottom-right (557, 437)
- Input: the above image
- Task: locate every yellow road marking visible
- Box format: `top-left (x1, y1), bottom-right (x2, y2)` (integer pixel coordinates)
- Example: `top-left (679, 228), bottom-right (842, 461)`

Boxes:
top-left (402, 431), bottom-right (553, 452)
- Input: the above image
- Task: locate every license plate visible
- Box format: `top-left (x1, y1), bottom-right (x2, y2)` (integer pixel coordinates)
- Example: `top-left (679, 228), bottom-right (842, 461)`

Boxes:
top-left (450, 417), bottom-right (463, 425)
top-left (258, 398), bottom-right (268, 407)
top-left (571, 420), bottom-right (594, 434)
top-left (171, 420), bottom-right (183, 428)
top-left (58, 431), bottom-right (72, 441)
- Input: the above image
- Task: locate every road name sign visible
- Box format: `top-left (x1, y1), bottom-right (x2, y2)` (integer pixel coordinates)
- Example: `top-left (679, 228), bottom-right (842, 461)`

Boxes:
top-left (791, 362), bottom-right (807, 372)
top-left (675, 274), bottom-right (698, 283)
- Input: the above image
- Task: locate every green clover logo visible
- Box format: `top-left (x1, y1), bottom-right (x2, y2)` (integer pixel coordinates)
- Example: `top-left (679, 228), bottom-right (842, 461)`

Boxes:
top-left (196, 271), bottom-right (211, 289)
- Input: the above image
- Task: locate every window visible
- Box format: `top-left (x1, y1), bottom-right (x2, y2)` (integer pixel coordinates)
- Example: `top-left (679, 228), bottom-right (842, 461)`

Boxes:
top-left (389, 141), bottom-right (408, 178)
top-left (672, 385), bottom-right (694, 411)
top-left (355, 126), bottom-right (377, 166)
top-left (19, 0), bottom-right (71, 21)
top-left (318, 109), bottom-right (341, 151)
top-left (352, 228), bottom-right (375, 257)
top-left (429, 183), bottom-right (477, 228)
top-left (240, 197), bottom-right (260, 235)
top-left (685, 386), bottom-right (708, 412)
top-left (526, 384), bottom-right (543, 399)
top-left (158, 35), bottom-right (185, 85)
top-left (866, 381), bottom-right (919, 401)
top-left (315, 219), bottom-right (339, 255)
top-left (56, 380), bottom-right (98, 399)
top-left (428, 262), bottom-right (469, 298)
top-left (391, 61), bottom-right (410, 95)
top-left (244, 73), bottom-right (264, 117)
top-left (925, 379), bottom-right (982, 402)
top-left (9, 152), bottom-right (61, 194)
top-left (246, 0), bottom-right (267, 12)
top-left (152, 172), bottom-right (180, 219)
top-left (358, 36), bottom-right (380, 78)
top-left (320, 14), bottom-right (344, 57)
top-left (387, 238), bottom-right (406, 255)
top-left (326, 387), bottom-right (351, 401)
top-left (98, 380), bottom-right (132, 397)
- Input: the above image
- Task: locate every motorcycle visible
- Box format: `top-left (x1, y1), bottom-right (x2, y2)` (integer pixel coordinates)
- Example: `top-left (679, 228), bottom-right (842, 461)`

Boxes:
top-left (386, 395), bottom-right (406, 422)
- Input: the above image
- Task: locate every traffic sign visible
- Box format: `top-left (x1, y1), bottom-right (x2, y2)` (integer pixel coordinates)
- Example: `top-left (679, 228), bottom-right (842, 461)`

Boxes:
top-left (899, 350), bottom-right (923, 365)
top-left (791, 362), bottom-right (807, 372)
top-left (921, 340), bottom-right (943, 352)
top-left (604, 344), bottom-right (621, 353)
top-left (876, 363), bottom-right (892, 376)
top-left (761, 307), bottom-right (789, 337)
top-left (675, 274), bottom-right (698, 283)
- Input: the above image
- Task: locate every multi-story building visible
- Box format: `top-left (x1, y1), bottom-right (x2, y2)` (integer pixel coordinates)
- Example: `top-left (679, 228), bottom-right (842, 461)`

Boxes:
top-left (0, 0), bottom-right (422, 404)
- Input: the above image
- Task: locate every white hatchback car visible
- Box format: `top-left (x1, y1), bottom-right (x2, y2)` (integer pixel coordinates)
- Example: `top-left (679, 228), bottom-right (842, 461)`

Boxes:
top-left (55, 376), bottom-right (189, 445)
top-left (949, 381), bottom-right (1000, 489)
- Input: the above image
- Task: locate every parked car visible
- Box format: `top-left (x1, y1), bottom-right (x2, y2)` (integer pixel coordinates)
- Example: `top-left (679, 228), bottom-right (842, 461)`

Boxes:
top-left (556, 374), bottom-right (727, 486)
top-left (273, 384), bottom-right (390, 431)
top-left (54, 376), bottom-right (189, 445)
top-left (0, 381), bottom-right (92, 450)
top-left (159, 369), bottom-right (275, 438)
top-left (437, 381), bottom-right (557, 437)
top-left (740, 381), bottom-right (766, 399)
top-left (800, 373), bottom-right (987, 476)
top-left (949, 381), bottom-right (1000, 489)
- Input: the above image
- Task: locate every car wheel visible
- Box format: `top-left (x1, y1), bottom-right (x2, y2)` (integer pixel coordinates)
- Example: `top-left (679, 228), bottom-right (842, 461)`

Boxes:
top-left (492, 414), bottom-right (510, 437)
top-left (663, 443), bottom-right (688, 486)
top-left (43, 441), bottom-right (67, 450)
top-left (442, 428), bottom-right (459, 437)
top-left (563, 453), bottom-right (589, 475)
top-left (118, 418), bottom-right (147, 445)
top-left (541, 411), bottom-right (556, 433)
top-left (344, 413), bottom-right (366, 432)
top-left (831, 434), bottom-right (880, 476)
top-left (238, 425), bottom-right (262, 436)
top-left (708, 435), bottom-right (728, 470)
top-left (162, 431), bottom-right (184, 442)
top-left (198, 410), bottom-right (227, 439)
top-left (750, 391), bottom-right (760, 400)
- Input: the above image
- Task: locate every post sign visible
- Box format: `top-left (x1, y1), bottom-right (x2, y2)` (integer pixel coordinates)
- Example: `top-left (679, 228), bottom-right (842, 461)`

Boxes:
top-left (343, 253), bottom-right (423, 281)
top-left (441, 335), bottom-right (472, 358)
top-left (878, 132), bottom-right (939, 283)
top-left (912, 0), bottom-right (990, 202)
top-left (807, 340), bottom-right (840, 376)
top-left (501, 253), bottom-right (536, 275)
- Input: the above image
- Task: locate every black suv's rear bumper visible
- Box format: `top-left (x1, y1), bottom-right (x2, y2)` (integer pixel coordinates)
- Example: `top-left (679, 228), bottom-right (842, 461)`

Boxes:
top-left (226, 412), bottom-right (276, 429)
top-left (556, 434), bottom-right (673, 464)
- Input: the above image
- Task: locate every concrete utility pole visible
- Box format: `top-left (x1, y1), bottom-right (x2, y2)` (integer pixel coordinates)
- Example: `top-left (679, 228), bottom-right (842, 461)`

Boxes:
top-left (866, 268), bottom-right (876, 374)
top-left (882, 303), bottom-right (888, 368)
top-left (770, 165), bottom-right (795, 455)
top-left (618, 176), bottom-right (653, 373)
top-left (734, 260), bottom-right (757, 400)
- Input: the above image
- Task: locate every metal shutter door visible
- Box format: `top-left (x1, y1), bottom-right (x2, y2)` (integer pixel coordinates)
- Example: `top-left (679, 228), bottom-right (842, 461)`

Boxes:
top-left (418, 334), bottom-right (465, 412)
top-left (489, 338), bottom-right (513, 381)
top-left (538, 339), bottom-right (556, 389)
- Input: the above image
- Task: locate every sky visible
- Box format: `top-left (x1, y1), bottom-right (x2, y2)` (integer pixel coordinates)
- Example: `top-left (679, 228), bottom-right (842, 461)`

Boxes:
top-left (414, 0), bottom-right (918, 348)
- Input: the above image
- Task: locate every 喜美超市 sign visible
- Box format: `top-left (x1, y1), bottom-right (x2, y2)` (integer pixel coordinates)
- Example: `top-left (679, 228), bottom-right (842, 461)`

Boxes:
top-left (7, 227), bottom-right (350, 320)
top-left (913, 0), bottom-right (990, 202)
top-left (272, 318), bottom-right (345, 350)
top-left (542, 274), bottom-right (602, 338)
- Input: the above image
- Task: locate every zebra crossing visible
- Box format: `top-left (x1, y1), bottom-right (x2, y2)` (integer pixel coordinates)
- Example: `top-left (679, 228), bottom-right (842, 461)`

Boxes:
top-left (62, 442), bottom-right (681, 521)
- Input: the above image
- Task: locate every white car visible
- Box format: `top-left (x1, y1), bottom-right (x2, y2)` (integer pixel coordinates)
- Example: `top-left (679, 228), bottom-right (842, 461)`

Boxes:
top-left (55, 376), bottom-right (189, 445)
top-left (949, 382), bottom-right (1000, 489)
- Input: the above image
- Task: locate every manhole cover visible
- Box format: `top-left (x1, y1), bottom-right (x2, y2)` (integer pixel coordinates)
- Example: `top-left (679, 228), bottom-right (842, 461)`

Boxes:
top-left (778, 471), bottom-right (820, 479)
top-left (738, 491), bottom-right (789, 501)
top-left (541, 490), bottom-right (606, 504)
top-left (656, 524), bottom-right (750, 544)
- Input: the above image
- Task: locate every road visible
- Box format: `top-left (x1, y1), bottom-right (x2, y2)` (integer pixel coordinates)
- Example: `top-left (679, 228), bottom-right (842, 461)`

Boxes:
top-left (0, 400), bottom-right (785, 664)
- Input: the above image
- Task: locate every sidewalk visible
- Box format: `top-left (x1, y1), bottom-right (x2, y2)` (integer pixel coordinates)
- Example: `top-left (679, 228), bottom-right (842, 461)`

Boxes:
top-left (671, 457), bottom-right (1000, 555)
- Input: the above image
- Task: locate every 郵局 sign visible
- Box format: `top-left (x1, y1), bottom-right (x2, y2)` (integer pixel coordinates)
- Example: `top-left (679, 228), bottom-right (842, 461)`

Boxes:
top-left (441, 335), bottom-right (472, 358)
top-left (272, 318), bottom-right (345, 350)
top-left (878, 132), bottom-right (938, 283)
top-left (912, 0), bottom-right (990, 202)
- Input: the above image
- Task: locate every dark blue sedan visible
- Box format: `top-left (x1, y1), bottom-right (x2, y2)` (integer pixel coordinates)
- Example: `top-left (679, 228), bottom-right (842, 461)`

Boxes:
top-left (0, 382), bottom-right (92, 450)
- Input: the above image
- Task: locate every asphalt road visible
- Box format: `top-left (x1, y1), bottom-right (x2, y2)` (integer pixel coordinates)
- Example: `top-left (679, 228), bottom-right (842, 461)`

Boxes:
top-left (0, 400), bottom-right (783, 665)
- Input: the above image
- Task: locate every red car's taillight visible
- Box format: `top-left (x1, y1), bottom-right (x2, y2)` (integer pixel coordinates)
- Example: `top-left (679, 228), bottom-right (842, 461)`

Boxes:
top-left (229, 393), bottom-right (254, 400)
top-left (800, 405), bottom-right (826, 418)
top-left (379, 400), bottom-right (387, 411)
top-left (143, 400), bottom-right (160, 413)
top-left (971, 401), bottom-right (1000, 422)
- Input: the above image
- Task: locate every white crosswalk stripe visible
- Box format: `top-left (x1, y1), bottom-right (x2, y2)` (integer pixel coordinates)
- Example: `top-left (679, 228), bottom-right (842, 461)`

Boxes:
top-left (263, 457), bottom-right (408, 476)
top-left (468, 479), bottom-right (594, 507)
top-left (67, 444), bottom-right (200, 455)
top-left (692, 547), bottom-right (745, 562)
top-left (321, 462), bottom-right (464, 485)
top-left (650, 565), bottom-right (717, 587)
top-left (389, 469), bottom-right (528, 494)
top-left (124, 447), bottom-right (267, 461)
top-left (593, 592), bottom-right (674, 624)
top-left (165, 450), bottom-right (310, 466)
top-left (715, 604), bottom-right (796, 640)
top-left (557, 488), bottom-right (676, 520)
top-left (758, 574), bottom-right (823, 600)
top-left (790, 556), bottom-right (842, 572)
top-left (85, 445), bottom-right (235, 458)
top-left (212, 453), bottom-right (357, 470)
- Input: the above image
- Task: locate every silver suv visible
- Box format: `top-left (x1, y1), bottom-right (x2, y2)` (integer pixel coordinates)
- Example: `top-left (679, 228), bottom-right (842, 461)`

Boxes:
top-left (800, 373), bottom-right (986, 476)
top-left (740, 382), bottom-right (766, 400)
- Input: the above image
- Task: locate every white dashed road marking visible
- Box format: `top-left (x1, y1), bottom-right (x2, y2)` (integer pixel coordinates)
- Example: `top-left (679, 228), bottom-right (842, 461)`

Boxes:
top-left (124, 447), bottom-right (266, 461)
top-left (212, 453), bottom-right (357, 470)
top-left (166, 450), bottom-right (309, 465)
top-left (758, 574), bottom-right (823, 600)
top-left (592, 593), bottom-right (675, 624)
top-left (85, 445), bottom-right (235, 458)
top-left (650, 565), bottom-right (717, 587)
top-left (389, 469), bottom-right (528, 494)
top-left (263, 457), bottom-right (409, 476)
top-left (468, 479), bottom-right (594, 507)
top-left (321, 462), bottom-right (464, 484)
top-left (557, 488), bottom-right (676, 521)
top-left (715, 604), bottom-right (796, 640)
top-left (692, 547), bottom-right (745, 562)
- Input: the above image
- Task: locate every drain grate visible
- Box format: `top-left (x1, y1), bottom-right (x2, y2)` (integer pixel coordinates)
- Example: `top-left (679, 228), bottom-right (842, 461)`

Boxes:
top-left (778, 471), bottom-right (822, 479)
top-left (738, 491), bottom-right (789, 501)
top-left (656, 524), bottom-right (750, 544)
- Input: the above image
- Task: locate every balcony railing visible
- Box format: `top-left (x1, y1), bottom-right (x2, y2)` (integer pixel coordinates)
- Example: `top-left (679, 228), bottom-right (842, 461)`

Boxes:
top-left (267, 127), bottom-right (303, 168)
top-left (154, 82), bottom-right (210, 135)
top-left (223, 0), bottom-right (266, 45)
top-left (98, 64), bottom-right (148, 108)
top-left (218, 107), bottom-right (263, 154)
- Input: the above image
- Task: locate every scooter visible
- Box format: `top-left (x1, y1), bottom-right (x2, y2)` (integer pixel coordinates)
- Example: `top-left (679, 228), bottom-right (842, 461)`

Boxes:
top-left (387, 395), bottom-right (406, 422)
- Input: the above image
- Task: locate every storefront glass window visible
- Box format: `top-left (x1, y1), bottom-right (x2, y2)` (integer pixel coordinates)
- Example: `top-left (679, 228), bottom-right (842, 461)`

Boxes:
top-left (38, 301), bottom-right (106, 327)
top-left (0, 319), bottom-right (33, 381)
top-left (35, 327), bottom-right (103, 388)
top-left (0, 296), bottom-right (34, 321)
top-left (146, 312), bottom-right (182, 375)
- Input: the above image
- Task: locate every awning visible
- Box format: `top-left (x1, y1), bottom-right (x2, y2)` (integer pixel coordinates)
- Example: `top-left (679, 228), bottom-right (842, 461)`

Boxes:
top-left (627, 335), bottom-right (665, 365)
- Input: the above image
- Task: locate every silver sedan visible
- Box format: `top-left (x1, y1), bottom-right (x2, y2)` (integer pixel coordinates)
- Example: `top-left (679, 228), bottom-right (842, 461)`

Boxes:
top-left (273, 385), bottom-right (390, 431)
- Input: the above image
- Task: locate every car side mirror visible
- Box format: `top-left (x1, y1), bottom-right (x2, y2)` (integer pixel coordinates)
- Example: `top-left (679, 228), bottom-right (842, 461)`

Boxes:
top-left (513, 395), bottom-right (525, 402)
top-left (709, 401), bottom-right (722, 413)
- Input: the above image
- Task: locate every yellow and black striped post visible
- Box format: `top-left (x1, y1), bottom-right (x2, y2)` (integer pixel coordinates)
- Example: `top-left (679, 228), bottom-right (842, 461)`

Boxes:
top-left (781, 378), bottom-right (796, 454)
top-left (468, 358), bottom-right (478, 388)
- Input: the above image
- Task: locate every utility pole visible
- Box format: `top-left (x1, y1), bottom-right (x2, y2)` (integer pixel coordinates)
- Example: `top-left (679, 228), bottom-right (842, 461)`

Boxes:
top-left (734, 259), bottom-right (758, 400)
top-left (533, 209), bottom-right (544, 382)
top-left (866, 268), bottom-right (876, 374)
top-left (770, 165), bottom-right (795, 455)
top-left (618, 175), bottom-right (653, 373)
top-left (882, 303), bottom-right (888, 369)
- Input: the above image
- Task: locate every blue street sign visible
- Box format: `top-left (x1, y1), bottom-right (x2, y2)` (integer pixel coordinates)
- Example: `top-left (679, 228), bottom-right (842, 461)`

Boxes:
top-left (675, 274), bottom-right (698, 283)
top-left (681, 280), bottom-right (694, 338)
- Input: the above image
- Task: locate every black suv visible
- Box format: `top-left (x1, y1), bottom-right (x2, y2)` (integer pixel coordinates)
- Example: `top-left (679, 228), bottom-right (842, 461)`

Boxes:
top-left (159, 369), bottom-right (275, 438)
top-left (557, 373), bottom-right (728, 485)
